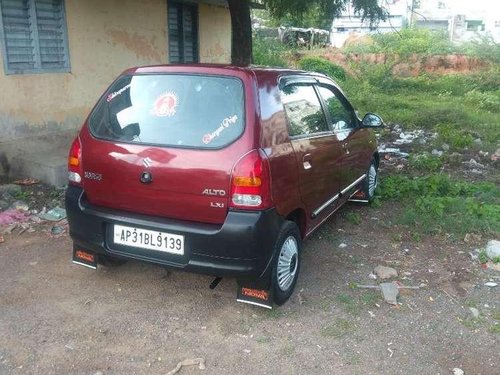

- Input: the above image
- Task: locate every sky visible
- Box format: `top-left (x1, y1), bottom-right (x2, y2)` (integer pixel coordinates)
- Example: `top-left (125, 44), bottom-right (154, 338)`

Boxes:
top-left (449, 0), bottom-right (499, 14)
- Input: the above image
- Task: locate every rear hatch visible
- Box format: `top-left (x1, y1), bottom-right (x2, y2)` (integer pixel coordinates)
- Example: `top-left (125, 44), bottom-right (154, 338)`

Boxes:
top-left (80, 72), bottom-right (248, 224)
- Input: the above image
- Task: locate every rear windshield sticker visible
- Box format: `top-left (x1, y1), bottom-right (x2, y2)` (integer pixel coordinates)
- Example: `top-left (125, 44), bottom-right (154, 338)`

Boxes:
top-left (107, 84), bottom-right (131, 102)
top-left (152, 92), bottom-right (178, 117)
top-left (202, 115), bottom-right (238, 145)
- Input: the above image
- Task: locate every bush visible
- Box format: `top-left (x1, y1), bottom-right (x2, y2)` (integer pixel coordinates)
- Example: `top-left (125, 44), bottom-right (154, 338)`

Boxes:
top-left (253, 36), bottom-right (290, 67)
top-left (298, 57), bottom-right (346, 81)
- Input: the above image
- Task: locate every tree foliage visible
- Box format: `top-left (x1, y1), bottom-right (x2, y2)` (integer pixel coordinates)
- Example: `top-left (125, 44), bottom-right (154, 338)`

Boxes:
top-left (228, 0), bottom-right (387, 65)
top-left (264, 0), bottom-right (386, 30)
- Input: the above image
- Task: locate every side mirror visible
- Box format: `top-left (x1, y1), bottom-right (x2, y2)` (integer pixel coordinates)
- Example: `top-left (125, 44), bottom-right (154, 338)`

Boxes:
top-left (362, 113), bottom-right (384, 128)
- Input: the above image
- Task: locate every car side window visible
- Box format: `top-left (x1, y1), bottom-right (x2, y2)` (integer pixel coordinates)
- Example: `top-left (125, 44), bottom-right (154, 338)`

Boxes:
top-left (317, 86), bottom-right (356, 132)
top-left (281, 84), bottom-right (329, 137)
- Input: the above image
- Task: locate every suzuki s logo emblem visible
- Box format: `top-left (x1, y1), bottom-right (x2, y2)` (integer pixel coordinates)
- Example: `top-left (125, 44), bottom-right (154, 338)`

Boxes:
top-left (143, 157), bottom-right (152, 168)
top-left (140, 171), bottom-right (153, 184)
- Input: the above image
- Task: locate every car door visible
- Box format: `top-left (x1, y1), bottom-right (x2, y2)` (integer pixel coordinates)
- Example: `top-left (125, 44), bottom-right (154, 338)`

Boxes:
top-left (316, 84), bottom-right (367, 198)
top-left (280, 79), bottom-right (344, 224)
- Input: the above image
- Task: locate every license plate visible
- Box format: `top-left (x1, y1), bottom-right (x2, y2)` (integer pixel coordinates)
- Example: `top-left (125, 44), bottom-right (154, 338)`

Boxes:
top-left (113, 224), bottom-right (184, 255)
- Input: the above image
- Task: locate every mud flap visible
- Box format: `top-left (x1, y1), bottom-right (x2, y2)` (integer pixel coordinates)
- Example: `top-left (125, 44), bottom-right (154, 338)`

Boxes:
top-left (72, 246), bottom-right (97, 269)
top-left (236, 285), bottom-right (273, 309)
top-left (348, 189), bottom-right (369, 203)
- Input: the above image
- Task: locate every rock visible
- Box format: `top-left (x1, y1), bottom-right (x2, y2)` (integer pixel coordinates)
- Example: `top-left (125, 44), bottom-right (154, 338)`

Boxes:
top-left (465, 158), bottom-right (485, 169)
top-left (380, 282), bottom-right (399, 305)
top-left (473, 138), bottom-right (482, 146)
top-left (442, 143), bottom-right (450, 151)
top-left (431, 149), bottom-right (443, 157)
top-left (485, 240), bottom-right (500, 260)
top-left (338, 243), bottom-right (347, 248)
top-left (453, 368), bottom-right (464, 375)
top-left (469, 307), bottom-right (480, 318)
top-left (374, 265), bottom-right (398, 279)
top-left (484, 282), bottom-right (498, 288)
top-left (492, 148), bottom-right (500, 162)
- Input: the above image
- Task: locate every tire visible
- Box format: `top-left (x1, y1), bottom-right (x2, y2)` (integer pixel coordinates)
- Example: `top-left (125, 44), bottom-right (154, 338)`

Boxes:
top-left (271, 221), bottom-right (302, 306)
top-left (363, 159), bottom-right (378, 202)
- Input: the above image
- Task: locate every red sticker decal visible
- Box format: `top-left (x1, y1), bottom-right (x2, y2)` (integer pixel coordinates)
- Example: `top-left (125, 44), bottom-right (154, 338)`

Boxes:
top-left (152, 92), bottom-right (178, 117)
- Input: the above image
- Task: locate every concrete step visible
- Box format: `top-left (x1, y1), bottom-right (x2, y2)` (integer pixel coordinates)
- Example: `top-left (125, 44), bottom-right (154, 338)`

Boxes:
top-left (9, 150), bottom-right (68, 188)
top-left (1, 130), bottom-right (76, 187)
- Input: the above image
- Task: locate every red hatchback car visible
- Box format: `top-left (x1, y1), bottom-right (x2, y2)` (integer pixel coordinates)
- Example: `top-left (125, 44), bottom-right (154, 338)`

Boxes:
top-left (66, 64), bottom-right (383, 308)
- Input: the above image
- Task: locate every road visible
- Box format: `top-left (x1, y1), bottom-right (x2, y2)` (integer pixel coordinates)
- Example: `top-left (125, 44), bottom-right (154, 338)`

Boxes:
top-left (0, 204), bottom-right (498, 374)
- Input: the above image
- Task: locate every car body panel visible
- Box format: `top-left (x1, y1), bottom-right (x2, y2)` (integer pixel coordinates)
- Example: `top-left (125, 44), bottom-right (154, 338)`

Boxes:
top-left (67, 63), bottom-right (379, 288)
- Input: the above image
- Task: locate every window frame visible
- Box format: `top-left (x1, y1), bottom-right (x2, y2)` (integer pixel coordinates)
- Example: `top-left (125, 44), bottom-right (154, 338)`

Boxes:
top-left (280, 81), bottom-right (332, 140)
top-left (0, 0), bottom-right (71, 75)
top-left (315, 83), bottom-right (359, 133)
top-left (167, 1), bottom-right (199, 64)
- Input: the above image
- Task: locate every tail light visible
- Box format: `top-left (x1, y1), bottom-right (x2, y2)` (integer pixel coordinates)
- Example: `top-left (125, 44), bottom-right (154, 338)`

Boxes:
top-left (230, 149), bottom-right (272, 210)
top-left (68, 137), bottom-right (82, 185)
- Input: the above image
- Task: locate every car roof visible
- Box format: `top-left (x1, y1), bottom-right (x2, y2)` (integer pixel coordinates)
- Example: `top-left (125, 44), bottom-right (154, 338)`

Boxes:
top-left (124, 63), bottom-right (329, 81)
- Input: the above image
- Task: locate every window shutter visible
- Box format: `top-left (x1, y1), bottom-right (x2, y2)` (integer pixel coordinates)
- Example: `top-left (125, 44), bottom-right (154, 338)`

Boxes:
top-left (168, 2), bottom-right (198, 64)
top-left (0, 0), bottom-right (36, 71)
top-left (168, 3), bottom-right (180, 63)
top-left (0, 0), bottom-right (69, 74)
top-left (34, 0), bottom-right (68, 69)
top-left (182, 6), bottom-right (196, 63)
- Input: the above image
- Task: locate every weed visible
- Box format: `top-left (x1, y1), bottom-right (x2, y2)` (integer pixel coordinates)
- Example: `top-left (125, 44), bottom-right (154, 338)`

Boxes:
top-left (478, 250), bottom-right (489, 264)
top-left (360, 291), bottom-right (381, 306)
top-left (346, 212), bottom-right (362, 225)
top-left (492, 310), bottom-right (500, 321)
top-left (280, 345), bottom-right (296, 357)
top-left (253, 36), bottom-right (291, 67)
top-left (14, 190), bottom-right (30, 201)
top-left (409, 154), bottom-right (443, 172)
top-left (255, 336), bottom-right (271, 344)
top-left (489, 324), bottom-right (500, 334)
top-left (410, 232), bottom-right (421, 242)
top-left (336, 293), bottom-right (361, 314)
top-left (379, 175), bottom-right (500, 236)
top-left (460, 316), bottom-right (486, 330)
top-left (321, 318), bottom-right (357, 338)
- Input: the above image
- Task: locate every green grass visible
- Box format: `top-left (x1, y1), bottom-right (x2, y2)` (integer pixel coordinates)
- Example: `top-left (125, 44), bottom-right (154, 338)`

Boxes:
top-left (345, 212), bottom-right (362, 225)
top-left (321, 318), bottom-right (357, 338)
top-left (253, 36), bottom-right (292, 67)
top-left (342, 66), bottom-right (500, 152)
top-left (377, 175), bottom-right (500, 237)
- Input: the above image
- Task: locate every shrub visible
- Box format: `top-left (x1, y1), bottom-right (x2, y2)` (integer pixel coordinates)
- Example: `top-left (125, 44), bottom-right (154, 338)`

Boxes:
top-left (253, 36), bottom-right (290, 67)
top-left (298, 57), bottom-right (346, 81)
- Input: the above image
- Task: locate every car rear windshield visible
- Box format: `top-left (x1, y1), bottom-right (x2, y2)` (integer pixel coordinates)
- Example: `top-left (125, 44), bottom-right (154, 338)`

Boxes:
top-left (88, 74), bottom-right (245, 149)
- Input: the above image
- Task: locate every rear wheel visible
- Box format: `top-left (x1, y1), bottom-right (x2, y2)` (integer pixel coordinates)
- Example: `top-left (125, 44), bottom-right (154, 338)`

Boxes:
top-left (363, 159), bottom-right (378, 202)
top-left (272, 221), bottom-right (302, 305)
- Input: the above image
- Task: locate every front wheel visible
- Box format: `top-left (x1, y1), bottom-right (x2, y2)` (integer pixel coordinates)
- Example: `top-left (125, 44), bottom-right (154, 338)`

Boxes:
top-left (363, 159), bottom-right (378, 202)
top-left (272, 221), bottom-right (302, 305)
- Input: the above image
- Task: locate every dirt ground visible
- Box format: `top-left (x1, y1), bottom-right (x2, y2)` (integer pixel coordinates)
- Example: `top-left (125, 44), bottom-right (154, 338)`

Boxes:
top-left (0, 200), bottom-right (498, 375)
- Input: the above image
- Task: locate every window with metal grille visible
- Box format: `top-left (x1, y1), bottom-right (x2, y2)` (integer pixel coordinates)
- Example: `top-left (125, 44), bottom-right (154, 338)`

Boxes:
top-left (168, 1), bottom-right (198, 63)
top-left (0, 0), bottom-right (70, 74)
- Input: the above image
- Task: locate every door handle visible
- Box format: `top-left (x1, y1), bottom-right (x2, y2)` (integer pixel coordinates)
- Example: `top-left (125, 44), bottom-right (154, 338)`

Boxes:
top-left (303, 153), bottom-right (312, 170)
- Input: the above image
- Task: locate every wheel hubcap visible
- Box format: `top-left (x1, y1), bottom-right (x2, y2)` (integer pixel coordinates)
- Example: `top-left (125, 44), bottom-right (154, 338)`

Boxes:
top-left (277, 236), bottom-right (299, 292)
top-left (368, 165), bottom-right (377, 197)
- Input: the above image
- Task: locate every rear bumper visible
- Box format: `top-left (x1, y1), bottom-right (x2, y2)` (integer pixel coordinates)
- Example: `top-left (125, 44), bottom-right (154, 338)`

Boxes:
top-left (65, 186), bottom-right (283, 285)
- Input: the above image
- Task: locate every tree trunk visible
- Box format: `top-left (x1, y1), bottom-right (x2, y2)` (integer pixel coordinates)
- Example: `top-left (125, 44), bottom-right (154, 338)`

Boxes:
top-left (227, 0), bottom-right (252, 66)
